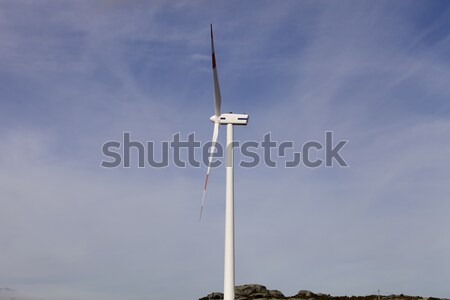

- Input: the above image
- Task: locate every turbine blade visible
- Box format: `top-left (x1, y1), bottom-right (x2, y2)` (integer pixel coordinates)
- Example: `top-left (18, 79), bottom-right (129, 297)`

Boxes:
top-left (200, 121), bottom-right (220, 221)
top-left (211, 24), bottom-right (221, 117)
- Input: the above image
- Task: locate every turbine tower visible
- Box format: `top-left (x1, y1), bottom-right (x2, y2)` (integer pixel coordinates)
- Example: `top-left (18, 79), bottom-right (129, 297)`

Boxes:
top-left (200, 24), bottom-right (249, 300)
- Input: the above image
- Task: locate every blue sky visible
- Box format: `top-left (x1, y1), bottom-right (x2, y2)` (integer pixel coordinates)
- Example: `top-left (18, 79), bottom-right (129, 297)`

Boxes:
top-left (1, 1), bottom-right (450, 300)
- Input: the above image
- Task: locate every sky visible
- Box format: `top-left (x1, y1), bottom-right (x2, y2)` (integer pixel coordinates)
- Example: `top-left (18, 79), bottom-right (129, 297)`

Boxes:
top-left (1, 1), bottom-right (450, 300)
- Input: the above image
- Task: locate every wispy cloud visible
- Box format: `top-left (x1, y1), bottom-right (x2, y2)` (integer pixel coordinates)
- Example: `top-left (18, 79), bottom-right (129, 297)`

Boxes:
top-left (0, 1), bottom-right (449, 299)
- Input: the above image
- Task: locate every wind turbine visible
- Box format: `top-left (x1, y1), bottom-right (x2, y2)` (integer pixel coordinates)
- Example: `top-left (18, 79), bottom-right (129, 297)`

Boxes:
top-left (200, 24), bottom-right (249, 300)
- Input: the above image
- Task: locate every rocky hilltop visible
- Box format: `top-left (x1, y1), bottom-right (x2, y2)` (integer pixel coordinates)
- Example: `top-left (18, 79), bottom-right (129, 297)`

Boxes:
top-left (199, 284), bottom-right (448, 300)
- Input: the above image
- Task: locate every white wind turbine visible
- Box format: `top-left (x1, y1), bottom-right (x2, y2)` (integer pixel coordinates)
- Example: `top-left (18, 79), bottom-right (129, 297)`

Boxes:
top-left (200, 24), bottom-right (249, 300)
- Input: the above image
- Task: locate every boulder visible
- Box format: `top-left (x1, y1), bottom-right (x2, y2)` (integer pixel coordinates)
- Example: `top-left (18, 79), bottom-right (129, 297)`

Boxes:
top-left (296, 290), bottom-right (316, 298)
top-left (316, 294), bottom-right (330, 297)
top-left (201, 284), bottom-right (285, 300)
top-left (235, 284), bottom-right (269, 296)
top-left (269, 290), bottom-right (285, 298)
top-left (235, 284), bottom-right (275, 299)
top-left (199, 292), bottom-right (224, 300)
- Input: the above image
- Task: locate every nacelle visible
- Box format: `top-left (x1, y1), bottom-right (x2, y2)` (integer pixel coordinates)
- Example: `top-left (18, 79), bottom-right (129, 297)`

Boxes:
top-left (210, 113), bottom-right (249, 125)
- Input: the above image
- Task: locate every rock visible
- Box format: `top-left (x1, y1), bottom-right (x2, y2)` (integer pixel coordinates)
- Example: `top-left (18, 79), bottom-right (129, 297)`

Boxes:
top-left (199, 285), bottom-right (448, 300)
top-left (236, 284), bottom-right (268, 296)
top-left (269, 290), bottom-right (285, 298)
top-left (199, 284), bottom-right (276, 300)
top-left (296, 290), bottom-right (316, 298)
top-left (235, 284), bottom-right (272, 299)
top-left (200, 284), bottom-right (285, 300)
top-left (199, 292), bottom-right (223, 300)
top-left (316, 293), bottom-right (330, 297)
